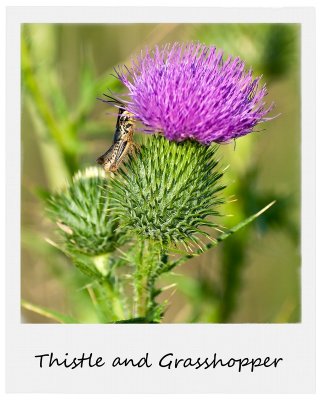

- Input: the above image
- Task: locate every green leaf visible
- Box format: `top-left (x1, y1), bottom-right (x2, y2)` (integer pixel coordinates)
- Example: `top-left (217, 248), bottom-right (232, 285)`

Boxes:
top-left (72, 257), bottom-right (104, 279)
top-left (114, 317), bottom-right (159, 324)
top-left (166, 200), bottom-right (276, 271)
top-left (21, 300), bottom-right (79, 324)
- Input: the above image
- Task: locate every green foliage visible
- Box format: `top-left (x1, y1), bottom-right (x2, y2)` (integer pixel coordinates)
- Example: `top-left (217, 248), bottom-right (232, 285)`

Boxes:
top-left (110, 135), bottom-right (225, 250)
top-left (21, 23), bottom-right (300, 323)
top-left (47, 167), bottom-right (127, 256)
top-left (40, 144), bottom-right (275, 324)
top-left (196, 23), bottom-right (298, 79)
top-left (21, 300), bottom-right (79, 324)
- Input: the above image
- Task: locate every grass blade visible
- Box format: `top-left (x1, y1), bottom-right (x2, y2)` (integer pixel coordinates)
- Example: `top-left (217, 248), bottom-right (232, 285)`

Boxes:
top-left (21, 299), bottom-right (79, 324)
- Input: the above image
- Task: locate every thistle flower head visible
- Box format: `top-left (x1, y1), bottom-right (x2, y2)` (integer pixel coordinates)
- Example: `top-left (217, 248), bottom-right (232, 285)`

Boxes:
top-left (116, 42), bottom-right (274, 144)
top-left (47, 167), bottom-right (126, 256)
top-left (110, 135), bottom-right (225, 250)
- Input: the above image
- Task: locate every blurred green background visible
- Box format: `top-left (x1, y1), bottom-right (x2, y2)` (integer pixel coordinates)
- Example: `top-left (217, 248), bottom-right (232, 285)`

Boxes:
top-left (21, 23), bottom-right (300, 323)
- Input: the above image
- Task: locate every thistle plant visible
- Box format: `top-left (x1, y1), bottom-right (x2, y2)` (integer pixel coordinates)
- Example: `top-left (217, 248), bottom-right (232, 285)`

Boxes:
top-left (116, 42), bottom-right (273, 143)
top-left (110, 135), bottom-right (225, 248)
top-left (26, 42), bottom-right (276, 323)
top-left (47, 167), bottom-right (127, 257)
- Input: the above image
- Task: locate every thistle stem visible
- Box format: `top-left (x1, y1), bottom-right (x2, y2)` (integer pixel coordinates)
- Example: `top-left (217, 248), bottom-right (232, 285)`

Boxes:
top-left (101, 279), bottom-right (125, 321)
top-left (134, 240), bottom-right (147, 317)
top-left (133, 240), bottom-right (162, 320)
top-left (92, 254), bottom-right (125, 321)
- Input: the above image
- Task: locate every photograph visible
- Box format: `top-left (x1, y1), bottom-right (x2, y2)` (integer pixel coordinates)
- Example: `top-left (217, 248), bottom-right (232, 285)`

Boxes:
top-left (21, 22), bottom-right (301, 324)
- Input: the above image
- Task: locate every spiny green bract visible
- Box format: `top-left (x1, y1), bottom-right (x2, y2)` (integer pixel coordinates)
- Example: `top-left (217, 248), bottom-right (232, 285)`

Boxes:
top-left (110, 135), bottom-right (226, 249)
top-left (47, 167), bottom-right (126, 256)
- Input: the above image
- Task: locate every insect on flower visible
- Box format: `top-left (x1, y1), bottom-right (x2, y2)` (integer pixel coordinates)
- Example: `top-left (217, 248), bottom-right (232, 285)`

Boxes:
top-left (96, 95), bottom-right (139, 172)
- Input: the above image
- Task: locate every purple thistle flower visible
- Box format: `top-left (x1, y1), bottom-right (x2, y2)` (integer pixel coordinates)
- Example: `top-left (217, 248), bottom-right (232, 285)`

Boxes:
top-left (116, 42), bottom-right (274, 145)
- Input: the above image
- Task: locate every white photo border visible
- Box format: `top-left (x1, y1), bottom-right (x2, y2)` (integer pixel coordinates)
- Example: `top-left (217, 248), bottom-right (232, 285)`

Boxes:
top-left (6, 6), bottom-right (316, 394)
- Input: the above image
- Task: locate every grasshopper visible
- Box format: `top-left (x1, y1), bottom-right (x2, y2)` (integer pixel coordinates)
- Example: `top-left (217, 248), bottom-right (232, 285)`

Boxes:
top-left (97, 95), bottom-right (139, 172)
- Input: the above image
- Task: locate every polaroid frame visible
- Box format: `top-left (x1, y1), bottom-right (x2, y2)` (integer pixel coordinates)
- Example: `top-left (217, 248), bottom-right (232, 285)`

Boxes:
top-left (6, 6), bottom-right (315, 394)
